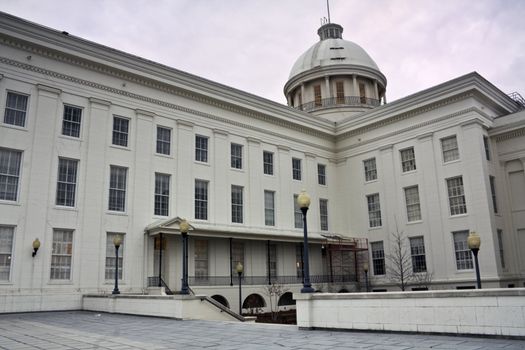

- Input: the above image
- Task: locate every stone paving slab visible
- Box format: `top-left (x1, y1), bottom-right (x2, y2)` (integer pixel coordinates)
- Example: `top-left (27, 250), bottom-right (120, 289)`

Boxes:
top-left (0, 311), bottom-right (523, 350)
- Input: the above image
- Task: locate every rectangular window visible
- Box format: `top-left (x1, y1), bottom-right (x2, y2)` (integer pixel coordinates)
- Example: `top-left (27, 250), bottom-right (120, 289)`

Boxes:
top-left (263, 151), bottom-right (274, 175)
top-left (359, 83), bottom-right (366, 103)
top-left (105, 233), bottom-right (124, 280)
top-left (4, 92), bottom-right (28, 127)
top-left (497, 229), bottom-right (505, 268)
top-left (292, 158), bottom-right (302, 180)
top-left (331, 250), bottom-right (352, 277)
top-left (194, 239), bottom-right (208, 279)
top-left (108, 166), bottom-right (127, 212)
top-left (314, 85), bottom-right (322, 107)
top-left (483, 136), bottom-right (491, 161)
top-left (367, 193), bottom-right (382, 227)
top-left (317, 164), bottom-right (326, 185)
top-left (400, 147), bottom-right (416, 172)
top-left (0, 226), bottom-right (14, 281)
top-left (319, 199), bottom-right (329, 231)
top-left (154, 173), bottom-right (170, 216)
top-left (363, 158), bottom-right (377, 182)
top-left (268, 243), bottom-right (277, 278)
top-left (404, 186), bottom-right (421, 222)
top-left (231, 143), bottom-right (243, 169)
top-left (231, 241), bottom-right (244, 275)
top-left (295, 244), bottom-right (303, 278)
top-left (264, 190), bottom-right (275, 226)
top-left (112, 116), bottom-right (129, 147)
top-left (409, 236), bottom-right (427, 273)
top-left (490, 176), bottom-right (498, 214)
top-left (62, 105), bottom-right (82, 138)
top-left (294, 194), bottom-right (303, 229)
top-left (56, 158), bottom-right (78, 207)
top-left (441, 135), bottom-right (459, 162)
top-left (336, 81), bottom-right (345, 104)
top-left (371, 241), bottom-right (385, 275)
top-left (0, 148), bottom-right (22, 202)
top-left (453, 231), bottom-right (473, 270)
top-left (195, 180), bottom-right (208, 220)
top-left (231, 185), bottom-right (243, 223)
top-left (447, 176), bottom-right (467, 215)
top-left (195, 135), bottom-right (208, 162)
top-left (50, 229), bottom-right (73, 280)
top-left (156, 126), bottom-right (171, 155)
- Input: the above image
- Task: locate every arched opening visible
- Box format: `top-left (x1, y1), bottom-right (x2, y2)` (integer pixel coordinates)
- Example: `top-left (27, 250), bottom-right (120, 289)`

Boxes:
top-left (211, 295), bottom-right (229, 308)
top-left (277, 292), bottom-right (296, 306)
top-left (338, 288), bottom-right (349, 293)
top-left (242, 293), bottom-right (266, 310)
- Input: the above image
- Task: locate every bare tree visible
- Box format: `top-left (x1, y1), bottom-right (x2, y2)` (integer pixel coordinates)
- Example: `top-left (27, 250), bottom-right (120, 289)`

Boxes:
top-left (264, 283), bottom-right (289, 321)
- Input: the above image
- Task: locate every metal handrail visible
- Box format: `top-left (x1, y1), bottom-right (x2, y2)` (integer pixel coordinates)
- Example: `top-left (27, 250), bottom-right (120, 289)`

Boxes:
top-left (147, 276), bottom-right (174, 295)
top-left (296, 95), bottom-right (381, 112)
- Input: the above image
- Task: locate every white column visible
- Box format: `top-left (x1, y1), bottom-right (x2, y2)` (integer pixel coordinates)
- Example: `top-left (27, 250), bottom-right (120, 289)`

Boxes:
top-left (325, 76), bottom-right (331, 99)
top-left (352, 75), bottom-right (358, 96)
top-left (374, 80), bottom-right (379, 100)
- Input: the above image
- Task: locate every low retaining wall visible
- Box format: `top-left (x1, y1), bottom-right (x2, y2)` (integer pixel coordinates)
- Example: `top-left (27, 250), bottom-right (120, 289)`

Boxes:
top-left (294, 288), bottom-right (525, 337)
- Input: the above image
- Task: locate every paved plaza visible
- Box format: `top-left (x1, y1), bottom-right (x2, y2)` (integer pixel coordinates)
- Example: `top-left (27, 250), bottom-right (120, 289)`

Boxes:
top-left (0, 311), bottom-right (523, 350)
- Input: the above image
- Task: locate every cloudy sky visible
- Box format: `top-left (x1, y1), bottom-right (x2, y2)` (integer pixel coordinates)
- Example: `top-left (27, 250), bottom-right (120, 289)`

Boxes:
top-left (3, 0), bottom-right (524, 104)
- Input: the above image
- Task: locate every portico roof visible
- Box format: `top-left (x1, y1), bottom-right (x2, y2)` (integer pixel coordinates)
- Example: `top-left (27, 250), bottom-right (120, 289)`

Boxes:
top-left (144, 217), bottom-right (194, 236)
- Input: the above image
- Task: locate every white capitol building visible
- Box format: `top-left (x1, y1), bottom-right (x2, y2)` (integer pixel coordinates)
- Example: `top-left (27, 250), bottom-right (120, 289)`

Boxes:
top-left (0, 12), bottom-right (524, 314)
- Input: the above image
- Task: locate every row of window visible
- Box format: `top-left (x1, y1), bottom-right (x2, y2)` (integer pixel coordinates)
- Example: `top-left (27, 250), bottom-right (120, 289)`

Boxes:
top-left (0, 227), bottom-right (122, 281)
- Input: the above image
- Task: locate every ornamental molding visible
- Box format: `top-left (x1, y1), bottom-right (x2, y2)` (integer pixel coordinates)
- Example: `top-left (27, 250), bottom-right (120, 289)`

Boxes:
top-left (0, 56), bottom-right (334, 152)
top-left (494, 127), bottom-right (525, 142)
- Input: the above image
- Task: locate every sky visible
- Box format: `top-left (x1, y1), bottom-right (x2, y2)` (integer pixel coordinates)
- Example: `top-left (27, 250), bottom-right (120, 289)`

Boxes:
top-left (2, 0), bottom-right (525, 105)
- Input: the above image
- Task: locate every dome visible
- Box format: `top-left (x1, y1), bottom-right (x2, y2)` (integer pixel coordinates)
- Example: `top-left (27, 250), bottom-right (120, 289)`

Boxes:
top-left (289, 38), bottom-right (381, 80)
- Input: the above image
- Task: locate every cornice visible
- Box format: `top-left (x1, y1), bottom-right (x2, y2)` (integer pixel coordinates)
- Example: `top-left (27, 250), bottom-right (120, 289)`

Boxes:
top-left (494, 127), bottom-right (525, 143)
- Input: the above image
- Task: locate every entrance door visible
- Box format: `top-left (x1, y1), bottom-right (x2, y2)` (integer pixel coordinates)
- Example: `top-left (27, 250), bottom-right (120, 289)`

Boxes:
top-left (153, 236), bottom-right (168, 283)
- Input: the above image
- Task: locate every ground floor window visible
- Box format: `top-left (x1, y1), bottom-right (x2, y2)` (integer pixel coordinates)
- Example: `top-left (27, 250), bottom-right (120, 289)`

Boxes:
top-left (0, 226), bottom-right (14, 281)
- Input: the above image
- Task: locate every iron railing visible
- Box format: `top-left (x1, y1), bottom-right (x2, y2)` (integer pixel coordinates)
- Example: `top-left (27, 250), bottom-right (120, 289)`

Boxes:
top-left (296, 96), bottom-right (381, 112)
top-left (147, 276), bottom-right (174, 295)
top-left (186, 274), bottom-right (357, 286)
top-left (508, 92), bottom-right (525, 110)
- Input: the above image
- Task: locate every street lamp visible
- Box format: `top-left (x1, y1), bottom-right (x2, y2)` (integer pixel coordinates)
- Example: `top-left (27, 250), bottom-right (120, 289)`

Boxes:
top-left (236, 262), bottom-right (244, 315)
top-left (112, 235), bottom-right (123, 295)
top-left (180, 219), bottom-right (190, 295)
top-left (297, 190), bottom-right (314, 293)
top-left (32, 238), bottom-right (40, 257)
top-left (467, 231), bottom-right (481, 289)
top-left (363, 262), bottom-right (369, 292)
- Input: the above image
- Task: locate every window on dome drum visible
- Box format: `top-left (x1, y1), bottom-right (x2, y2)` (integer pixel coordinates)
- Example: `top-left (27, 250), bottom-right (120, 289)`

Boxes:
top-left (231, 143), bottom-right (243, 169)
top-left (400, 147), bottom-right (416, 172)
top-left (195, 180), bottom-right (208, 220)
top-left (108, 166), bottom-right (127, 212)
top-left (105, 233), bottom-right (124, 280)
top-left (292, 158), bottom-right (302, 180)
top-left (295, 243), bottom-right (303, 278)
top-left (497, 229), bottom-right (505, 268)
top-left (359, 83), bottom-right (366, 104)
top-left (319, 199), bottom-right (328, 231)
top-left (490, 176), bottom-right (498, 214)
top-left (293, 194), bottom-right (303, 229)
top-left (112, 116), bottom-right (129, 147)
top-left (4, 92), bottom-right (28, 127)
top-left (404, 186), bottom-right (421, 222)
top-left (0, 148), bottom-right (22, 202)
top-left (409, 236), bottom-right (426, 273)
top-left (195, 135), bottom-right (208, 162)
top-left (317, 163), bottom-right (326, 185)
top-left (231, 241), bottom-right (244, 275)
top-left (453, 231), bottom-right (473, 270)
top-left (56, 158), bottom-right (78, 207)
top-left (441, 135), bottom-right (459, 162)
top-left (314, 85), bottom-right (322, 107)
top-left (371, 241), bottom-right (385, 275)
top-left (0, 226), bottom-right (14, 281)
top-left (50, 229), bottom-right (73, 280)
top-left (231, 185), bottom-right (243, 223)
top-left (263, 151), bottom-right (273, 175)
top-left (336, 81), bottom-right (345, 104)
top-left (154, 173), bottom-right (170, 216)
top-left (366, 193), bottom-right (382, 228)
top-left (268, 243), bottom-right (277, 278)
top-left (483, 136), bottom-right (491, 161)
top-left (156, 126), bottom-right (171, 155)
top-left (447, 176), bottom-right (467, 215)
top-left (363, 158), bottom-right (377, 182)
top-left (62, 105), bottom-right (82, 138)
top-left (194, 239), bottom-right (208, 280)
top-left (264, 190), bottom-right (275, 226)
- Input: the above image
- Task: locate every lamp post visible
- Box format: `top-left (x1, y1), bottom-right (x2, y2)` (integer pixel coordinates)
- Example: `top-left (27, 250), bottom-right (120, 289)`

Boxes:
top-left (112, 235), bottom-right (123, 295)
top-left (363, 262), bottom-right (369, 292)
top-left (236, 262), bottom-right (243, 315)
top-left (467, 231), bottom-right (482, 289)
top-left (297, 190), bottom-right (314, 293)
top-left (180, 219), bottom-right (190, 295)
top-left (32, 238), bottom-right (40, 257)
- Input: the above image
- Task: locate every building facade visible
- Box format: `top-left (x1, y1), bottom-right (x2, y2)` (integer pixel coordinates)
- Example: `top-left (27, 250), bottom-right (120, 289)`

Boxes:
top-left (0, 13), bottom-right (524, 313)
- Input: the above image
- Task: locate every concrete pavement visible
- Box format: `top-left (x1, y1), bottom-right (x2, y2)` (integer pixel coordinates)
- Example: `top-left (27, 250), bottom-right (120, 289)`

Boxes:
top-left (0, 311), bottom-right (523, 349)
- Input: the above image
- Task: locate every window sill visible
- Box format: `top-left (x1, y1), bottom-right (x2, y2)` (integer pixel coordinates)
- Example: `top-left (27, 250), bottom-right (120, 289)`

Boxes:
top-left (48, 280), bottom-right (73, 285)
top-left (401, 170), bottom-right (417, 175)
top-left (110, 145), bottom-right (131, 151)
top-left (368, 226), bottom-right (382, 230)
top-left (155, 153), bottom-right (173, 159)
top-left (54, 206), bottom-right (78, 212)
top-left (0, 200), bottom-right (21, 206)
top-left (406, 220), bottom-right (423, 225)
top-left (442, 159), bottom-right (461, 165)
top-left (364, 179), bottom-right (378, 184)
top-left (1, 123), bottom-right (28, 132)
top-left (106, 211), bottom-right (128, 216)
top-left (230, 167), bottom-right (245, 173)
top-left (449, 213), bottom-right (468, 219)
top-left (455, 269), bottom-right (474, 274)
top-left (194, 160), bottom-right (210, 167)
top-left (58, 134), bottom-right (82, 142)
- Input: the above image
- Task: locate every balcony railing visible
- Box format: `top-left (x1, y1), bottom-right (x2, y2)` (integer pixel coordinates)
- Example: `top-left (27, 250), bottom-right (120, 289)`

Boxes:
top-left (296, 96), bottom-right (381, 112)
top-left (185, 274), bottom-right (357, 286)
